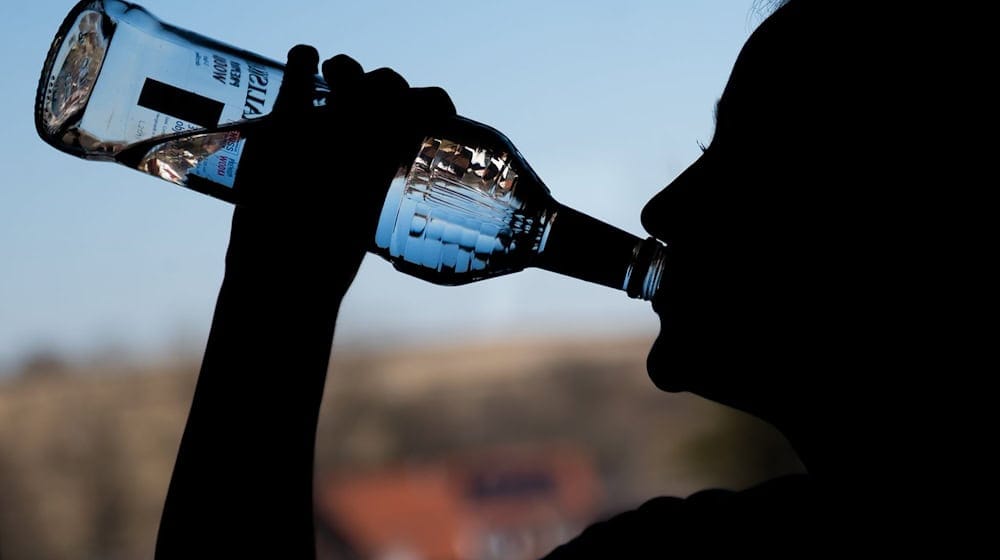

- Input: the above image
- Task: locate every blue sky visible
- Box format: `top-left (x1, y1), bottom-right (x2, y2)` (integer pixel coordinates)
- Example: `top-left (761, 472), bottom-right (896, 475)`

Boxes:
top-left (1, 1), bottom-right (761, 373)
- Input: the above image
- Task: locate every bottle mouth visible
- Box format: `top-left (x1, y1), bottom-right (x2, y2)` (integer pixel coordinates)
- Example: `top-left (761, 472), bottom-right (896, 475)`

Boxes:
top-left (640, 242), bottom-right (668, 301)
top-left (624, 237), bottom-right (668, 301)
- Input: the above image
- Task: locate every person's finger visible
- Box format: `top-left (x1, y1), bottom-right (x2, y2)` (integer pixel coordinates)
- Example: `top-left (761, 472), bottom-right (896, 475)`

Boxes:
top-left (322, 54), bottom-right (364, 90)
top-left (273, 44), bottom-right (319, 115)
top-left (343, 68), bottom-right (410, 131)
top-left (286, 44), bottom-right (319, 74)
top-left (361, 67), bottom-right (410, 98)
top-left (408, 86), bottom-right (457, 122)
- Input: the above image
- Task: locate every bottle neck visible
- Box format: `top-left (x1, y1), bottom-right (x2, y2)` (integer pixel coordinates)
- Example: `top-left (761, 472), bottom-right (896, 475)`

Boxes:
top-left (533, 204), bottom-right (667, 301)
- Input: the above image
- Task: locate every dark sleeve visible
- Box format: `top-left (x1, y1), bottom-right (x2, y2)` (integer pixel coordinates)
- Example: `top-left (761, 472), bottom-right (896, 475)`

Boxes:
top-left (541, 474), bottom-right (821, 558)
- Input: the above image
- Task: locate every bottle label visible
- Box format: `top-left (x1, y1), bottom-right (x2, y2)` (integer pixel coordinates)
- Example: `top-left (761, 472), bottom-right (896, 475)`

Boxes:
top-left (79, 20), bottom-right (280, 189)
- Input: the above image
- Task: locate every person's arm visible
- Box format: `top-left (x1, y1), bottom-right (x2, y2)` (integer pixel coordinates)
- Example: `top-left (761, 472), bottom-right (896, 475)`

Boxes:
top-left (155, 46), bottom-right (454, 559)
top-left (153, 236), bottom-right (343, 559)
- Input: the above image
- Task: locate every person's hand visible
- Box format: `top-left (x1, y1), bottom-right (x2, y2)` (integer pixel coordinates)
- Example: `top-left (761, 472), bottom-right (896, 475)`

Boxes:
top-left (227, 45), bottom-right (456, 303)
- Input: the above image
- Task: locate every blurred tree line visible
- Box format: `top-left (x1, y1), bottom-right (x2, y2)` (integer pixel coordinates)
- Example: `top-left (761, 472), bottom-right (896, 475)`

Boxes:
top-left (0, 337), bottom-right (800, 560)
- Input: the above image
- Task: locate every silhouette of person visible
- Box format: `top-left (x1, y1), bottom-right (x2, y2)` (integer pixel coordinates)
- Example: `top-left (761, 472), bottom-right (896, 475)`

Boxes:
top-left (156, 1), bottom-right (956, 557)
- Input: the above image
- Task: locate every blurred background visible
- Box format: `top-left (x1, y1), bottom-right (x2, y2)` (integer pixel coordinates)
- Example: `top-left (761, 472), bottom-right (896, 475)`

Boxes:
top-left (0, 1), bottom-right (801, 559)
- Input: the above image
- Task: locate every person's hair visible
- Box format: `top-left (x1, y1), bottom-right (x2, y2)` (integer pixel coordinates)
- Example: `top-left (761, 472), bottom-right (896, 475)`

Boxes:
top-left (753, 0), bottom-right (791, 18)
top-left (758, 0), bottom-right (791, 10)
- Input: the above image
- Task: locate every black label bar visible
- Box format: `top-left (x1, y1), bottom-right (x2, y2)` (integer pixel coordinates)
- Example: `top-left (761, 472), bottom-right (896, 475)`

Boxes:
top-left (138, 78), bottom-right (224, 129)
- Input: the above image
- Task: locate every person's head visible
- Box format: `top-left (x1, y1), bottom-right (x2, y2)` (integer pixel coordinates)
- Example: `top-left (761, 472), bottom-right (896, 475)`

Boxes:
top-left (640, 0), bottom-right (887, 465)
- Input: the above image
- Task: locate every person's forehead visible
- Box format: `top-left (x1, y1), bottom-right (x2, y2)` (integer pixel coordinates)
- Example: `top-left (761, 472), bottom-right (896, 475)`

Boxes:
top-left (717, 2), bottom-right (835, 118)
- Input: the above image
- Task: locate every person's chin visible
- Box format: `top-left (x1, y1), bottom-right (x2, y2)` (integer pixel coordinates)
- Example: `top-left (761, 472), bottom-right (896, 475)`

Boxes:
top-left (646, 315), bottom-right (679, 393)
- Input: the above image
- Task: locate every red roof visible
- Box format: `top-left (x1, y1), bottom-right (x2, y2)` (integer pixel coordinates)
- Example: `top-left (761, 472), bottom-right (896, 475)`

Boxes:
top-left (316, 445), bottom-right (601, 559)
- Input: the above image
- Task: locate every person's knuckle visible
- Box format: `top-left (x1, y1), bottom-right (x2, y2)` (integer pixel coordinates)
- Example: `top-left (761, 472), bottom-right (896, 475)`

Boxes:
top-left (368, 67), bottom-right (408, 88)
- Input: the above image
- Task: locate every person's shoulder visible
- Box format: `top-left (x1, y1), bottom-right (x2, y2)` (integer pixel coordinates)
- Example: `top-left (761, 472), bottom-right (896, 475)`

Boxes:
top-left (663, 474), bottom-right (822, 541)
top-left (681, 472), bottom-right (815, 512)
top-left (542, 475), bottom-right (822, 559)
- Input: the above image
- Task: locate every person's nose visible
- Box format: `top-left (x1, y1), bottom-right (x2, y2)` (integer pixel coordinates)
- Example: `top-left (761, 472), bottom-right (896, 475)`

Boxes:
top-left (641, 153), bottom-right (710, 244)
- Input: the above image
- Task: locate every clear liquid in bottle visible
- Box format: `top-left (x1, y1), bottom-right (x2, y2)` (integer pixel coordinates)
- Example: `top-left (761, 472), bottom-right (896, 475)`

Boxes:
top-left (374, 135), bottom-right (553, 284)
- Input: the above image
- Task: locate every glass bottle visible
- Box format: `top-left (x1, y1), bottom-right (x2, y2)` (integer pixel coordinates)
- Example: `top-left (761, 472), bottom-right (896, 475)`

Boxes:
top-left (35, 0), bottom-right (666, 300)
